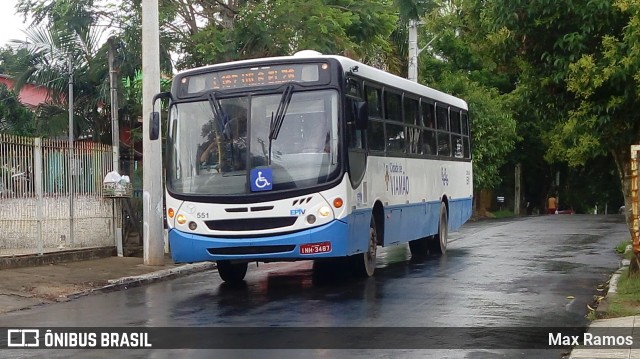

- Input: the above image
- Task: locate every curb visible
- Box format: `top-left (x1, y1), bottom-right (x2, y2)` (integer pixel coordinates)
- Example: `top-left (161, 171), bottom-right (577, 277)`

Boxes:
top-left (606, 261), bottom-right (627, 297)
top-left (607, 246), bottom-right (632, 297)
top-left (594, 250), bottom-right (629, 316)
top-left (67, 262), bottom-right (217, 300)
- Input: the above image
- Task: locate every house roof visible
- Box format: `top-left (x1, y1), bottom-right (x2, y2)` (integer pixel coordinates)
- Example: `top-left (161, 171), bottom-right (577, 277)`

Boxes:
top-left (0, 74), bottom-right (50, 108)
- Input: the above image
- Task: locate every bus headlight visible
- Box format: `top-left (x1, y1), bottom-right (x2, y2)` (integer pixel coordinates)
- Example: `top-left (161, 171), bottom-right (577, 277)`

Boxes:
top-left (306, 215), bottom-right (317, 224)
top-left (318, 206), bottom-right (332, 217)
top-left (177, 214), bottom-right (187, 225)
top-left (188, 221), bottom-right (197, 230)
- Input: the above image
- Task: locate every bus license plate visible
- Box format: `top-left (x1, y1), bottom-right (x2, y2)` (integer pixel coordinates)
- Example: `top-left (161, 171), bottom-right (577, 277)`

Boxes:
top-left (300, 242), bottom-right (331, 255)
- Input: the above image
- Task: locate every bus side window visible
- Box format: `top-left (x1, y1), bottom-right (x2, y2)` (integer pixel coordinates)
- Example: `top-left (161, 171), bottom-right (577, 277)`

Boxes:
top-left (346, 97), bottom-right (364, 150)
top-left (383, 91), bottom-right (403, 153)
top-left (451, 109), bottom-right (463, 158)
top-left (384, 91), bottom-right (402, 122)
top-left (462, 112), bottom-right (471, 158)
top-left (421, 129), bottom-right (436, 155)
top-left (365, 86), bottom-right (382, 118)
top-left (436, 104), bottom-right (449, 131)
top-left (405, 97), bottom-right (419, 154)
top-left (422, 102), bottom-right (435, 129)
top-left (450, 109), bottom-right (461, 133)
top-left (420, 101), bottom-right (436, 155)
top-left (367, 120), bottom-right (385, 151)
top-left (406, 127), bottom-right (421, 154)
top-left (386, 123), bottom-right (404, 153)
top-left (436, 104), bottom-right (451, 157)
top-left (405, 97), bottom-right (419, 125)
top-left (346, 77), bottom-right (362, 98)
top-left (365, 85), bottom-right (385, 151)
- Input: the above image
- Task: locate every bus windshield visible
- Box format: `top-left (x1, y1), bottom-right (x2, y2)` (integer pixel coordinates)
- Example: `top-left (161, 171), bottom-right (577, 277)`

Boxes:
top-left (167, 89), bottom-right (340, 196)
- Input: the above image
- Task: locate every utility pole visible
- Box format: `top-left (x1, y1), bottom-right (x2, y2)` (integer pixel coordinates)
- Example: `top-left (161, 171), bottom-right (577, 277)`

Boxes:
top-left (68, 56), bottom-right (74, 248)
top-left (408, 19), bottom-right (419, 82)
top-left (556, 170), bottom-right (560, 210)
top-left (108, 37), bottom-right (123, 257)
top-left (108, 38), bottom-right (120, 177)
top-left (142, 0), bottom-right (164, 265)
top-left (514, 163), bottom-right (522, 215)
top-left (407, 19), bottom-right (436, 83)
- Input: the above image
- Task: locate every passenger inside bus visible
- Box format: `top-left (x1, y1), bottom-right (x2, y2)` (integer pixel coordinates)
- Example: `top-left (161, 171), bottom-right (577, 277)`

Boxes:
top-left (197, 106), bottom-right (248, 173)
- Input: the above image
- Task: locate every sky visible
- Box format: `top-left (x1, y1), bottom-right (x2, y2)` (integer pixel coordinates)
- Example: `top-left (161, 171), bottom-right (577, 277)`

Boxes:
top-left (0, 0), bottom-right (30, 48)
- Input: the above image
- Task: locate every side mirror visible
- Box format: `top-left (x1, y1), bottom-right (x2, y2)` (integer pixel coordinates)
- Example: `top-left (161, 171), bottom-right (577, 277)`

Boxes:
top-left (149, 92), bottom-right (172, 141)
top-left (355, 101), bottom-right (368, 130)
top-left (149, 112), bottom-right (160, 140)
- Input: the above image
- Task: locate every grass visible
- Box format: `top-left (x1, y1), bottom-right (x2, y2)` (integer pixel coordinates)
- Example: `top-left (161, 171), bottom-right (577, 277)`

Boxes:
top-left (625, 251), bottom-right (635, 261)
top-left (589, 241), bottom-right (640, 319)
top-left (615, 240), bottom-right (631, 254)
top-left (600, 267), bottom-right (640, 318)
top-left (613, 240), bottom-right (635, 261)
top-left (490, 210), bottom-right (515, 219)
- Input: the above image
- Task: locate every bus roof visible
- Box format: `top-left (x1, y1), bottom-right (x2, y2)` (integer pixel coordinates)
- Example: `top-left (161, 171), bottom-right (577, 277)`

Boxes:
top-left (176, 52), bottom-right (468, 111)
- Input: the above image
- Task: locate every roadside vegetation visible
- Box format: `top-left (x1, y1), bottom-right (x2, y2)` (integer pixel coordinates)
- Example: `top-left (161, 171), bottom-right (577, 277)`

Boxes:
top-left (489, 210), bottom-right (515, 219)
top-left (603, 268), bottom-right (640, 318)
top-left (590, 241), bottom-right (640, 319)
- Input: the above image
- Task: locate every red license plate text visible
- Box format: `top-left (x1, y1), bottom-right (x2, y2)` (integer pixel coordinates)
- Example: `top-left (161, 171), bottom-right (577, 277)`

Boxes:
top-left (300, 242), bottom-right (332, 255)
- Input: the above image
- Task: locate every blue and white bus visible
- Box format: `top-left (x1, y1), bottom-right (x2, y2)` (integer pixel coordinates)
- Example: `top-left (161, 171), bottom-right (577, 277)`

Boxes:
top-left (152, 51), bottom-right (473, 282)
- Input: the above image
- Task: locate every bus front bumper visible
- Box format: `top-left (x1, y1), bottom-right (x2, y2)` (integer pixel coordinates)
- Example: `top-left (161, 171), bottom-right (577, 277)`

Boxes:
top-left (169, 219), bottom-right (350, 263)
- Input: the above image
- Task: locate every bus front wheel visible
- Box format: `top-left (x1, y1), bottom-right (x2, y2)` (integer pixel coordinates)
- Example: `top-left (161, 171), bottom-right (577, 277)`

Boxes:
top-left (428, 202), bottom-right (448, 254)
top-left (350, 217), bottom-right (377, 277)
top-left (216, 260), bottom-right (248, 283)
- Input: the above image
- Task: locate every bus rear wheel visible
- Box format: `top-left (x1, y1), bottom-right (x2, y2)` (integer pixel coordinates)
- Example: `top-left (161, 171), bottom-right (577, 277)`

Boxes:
top-left (350, 217), bottom-right (377, 277)
top-left (216, 261), bottom-right (248, 283)
top-left (428, 202), bottom-right (448, 254)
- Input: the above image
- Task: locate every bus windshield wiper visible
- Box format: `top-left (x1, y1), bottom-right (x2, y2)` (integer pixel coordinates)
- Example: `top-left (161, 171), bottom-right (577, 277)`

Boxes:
top-left (269, 85), bottom-right (294, 141)
top-left (207, 91), bottom-right (231, 140)
top-left (268, 85), bottom-right (294, 164)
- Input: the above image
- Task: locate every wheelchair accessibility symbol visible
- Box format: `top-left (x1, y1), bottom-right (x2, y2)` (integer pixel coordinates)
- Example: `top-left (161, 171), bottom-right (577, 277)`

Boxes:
top-left (251, 168), bottom-right (273, 192)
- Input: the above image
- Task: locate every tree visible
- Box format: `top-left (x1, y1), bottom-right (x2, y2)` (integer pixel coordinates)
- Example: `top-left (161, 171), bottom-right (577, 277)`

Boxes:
top-left (560, 0), bottom-right (640, 269)
top-left (481, 1), bottom-right (638, 218)
top-left (418, 0), bottom-right (518, 193)
top-left (437, 73), bottom-right (517, 192)
top-left (169, 0), bottom-right (398, 70)
top-left (0, 83), bottom-right (35, 136)
top-left (11, 0), bottom-right (173, 142)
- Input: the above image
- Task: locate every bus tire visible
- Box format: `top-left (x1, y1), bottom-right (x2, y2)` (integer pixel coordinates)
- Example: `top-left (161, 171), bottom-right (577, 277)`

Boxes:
top-left (428, 202), bottom-right (448, 254)
top-left (350, 216), bottom-right (377, 277)
top-left (216, 260), bottom-right (248, 283)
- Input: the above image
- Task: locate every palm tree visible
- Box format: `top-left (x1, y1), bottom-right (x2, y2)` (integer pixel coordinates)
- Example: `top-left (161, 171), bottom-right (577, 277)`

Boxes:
top-left (7, 20), bottom-right (111, 140)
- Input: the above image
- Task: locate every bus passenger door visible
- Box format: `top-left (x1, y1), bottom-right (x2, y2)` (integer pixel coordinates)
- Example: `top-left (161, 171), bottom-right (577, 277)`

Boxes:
top-left (346, 96), bottom-right (367, 187)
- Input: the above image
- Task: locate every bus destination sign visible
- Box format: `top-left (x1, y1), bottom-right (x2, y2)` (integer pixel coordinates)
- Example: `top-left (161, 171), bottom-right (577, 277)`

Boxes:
top-left (182, 63), bottom-right (329, 95)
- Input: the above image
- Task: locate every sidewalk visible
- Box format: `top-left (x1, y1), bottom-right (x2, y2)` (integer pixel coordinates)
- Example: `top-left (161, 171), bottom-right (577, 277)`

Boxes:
top-left (569, 316), bottom-right (640, 359)
top-left (0, 253), bottom-right (216, 315)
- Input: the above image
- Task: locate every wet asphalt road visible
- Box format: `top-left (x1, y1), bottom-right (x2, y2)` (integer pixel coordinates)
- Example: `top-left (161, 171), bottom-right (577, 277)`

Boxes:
top-left (2, 214), bottom-right (628, 358)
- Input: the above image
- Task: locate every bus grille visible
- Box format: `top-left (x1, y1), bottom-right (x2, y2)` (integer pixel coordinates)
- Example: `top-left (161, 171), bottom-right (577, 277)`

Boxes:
top-left (208, 245), bottom-right (296, 255)
top-left (204, 217), bottom-right (298, 231)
